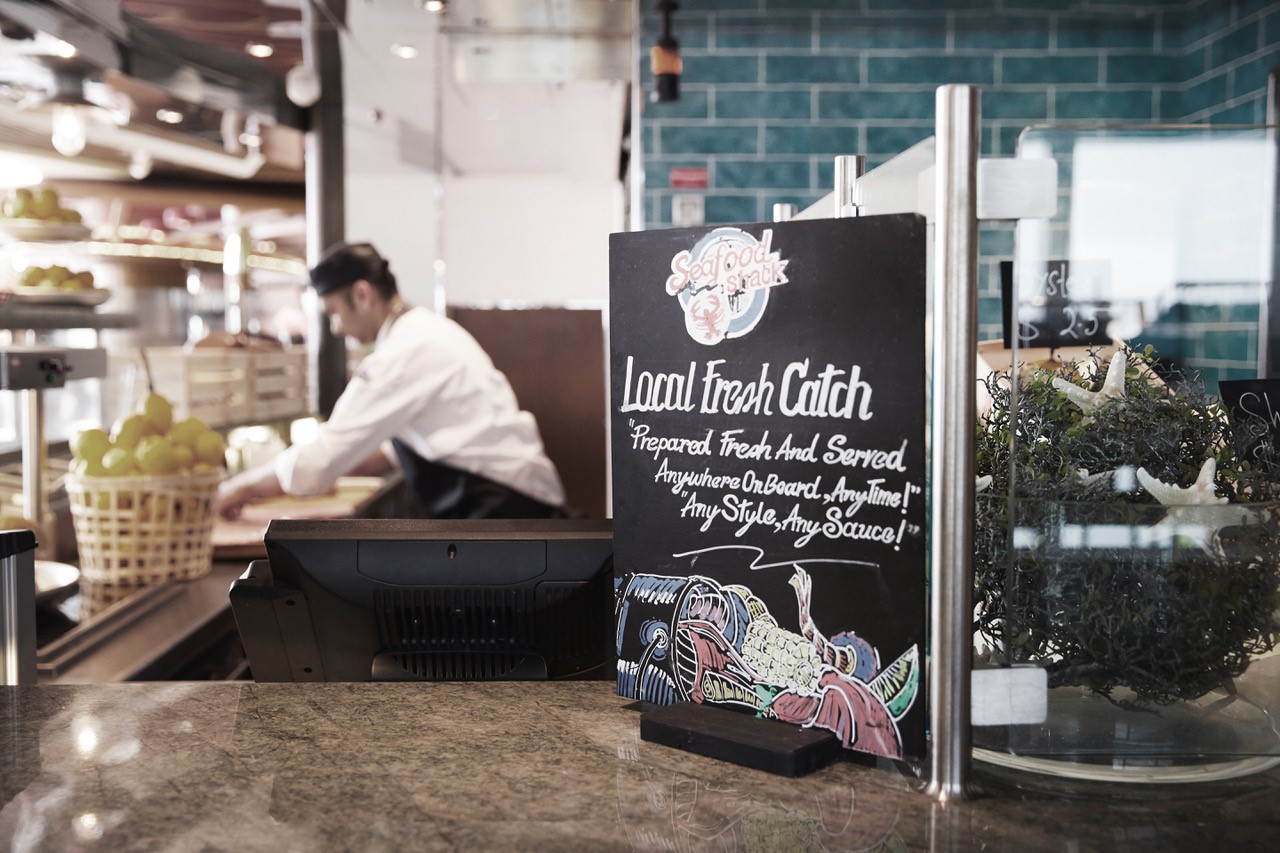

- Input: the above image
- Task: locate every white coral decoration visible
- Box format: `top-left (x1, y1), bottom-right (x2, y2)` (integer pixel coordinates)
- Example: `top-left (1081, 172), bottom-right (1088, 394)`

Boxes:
top-left (1136, 458), bottom-right (1244, 557)
top-left (1052, 350), bottom-right (1127, 414)
top-left (1135, 458), bottom-right (1227, 506)
top-left (1075, 468), bottom-right (1112, 488)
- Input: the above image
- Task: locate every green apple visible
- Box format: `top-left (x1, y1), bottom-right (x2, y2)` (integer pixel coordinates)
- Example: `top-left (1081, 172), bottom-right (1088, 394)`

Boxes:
top-left (172, 445), bottom-right (195, 471)
top-left (31, 188), bottom-right (58, 219)
top-left (72, 428), bottom-right (111, 464)
top-left (142, 391), bottom-right (174, 434)
top-left (4, 191), bottom-right (30, 219)
top-left (101, 447), bottom-right (136, 477)
top-left (110, 414), bottom-right (151, 451)
top-left (135, 435), bottom-right (178, 475)
top-left (71, 456), bottom-right (106, 477)
top-left (194, 430), bottom-right (226, 468)
top-left (168, 417), bottom-right (206, 449)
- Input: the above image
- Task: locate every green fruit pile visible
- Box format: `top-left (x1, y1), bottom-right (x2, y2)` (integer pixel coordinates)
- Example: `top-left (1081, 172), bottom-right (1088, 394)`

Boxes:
top-left (17, 264), bottom-right (96, 291)
top-left (2, 186), bottom-right (83, 223)
top-left (71, 391), bottom-right (227, 478)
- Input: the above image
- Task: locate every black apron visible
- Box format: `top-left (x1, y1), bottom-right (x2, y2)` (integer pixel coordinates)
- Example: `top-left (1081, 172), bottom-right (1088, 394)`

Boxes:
top-left (391, 438), bottom-right (568, 519)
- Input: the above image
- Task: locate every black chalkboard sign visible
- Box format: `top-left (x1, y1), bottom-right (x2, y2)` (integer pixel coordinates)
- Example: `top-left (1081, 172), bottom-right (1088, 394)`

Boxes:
top-left (1219, 379), bottom-right (1280, 462)
top-left (1001, 259), bottom-right (1113, 349)
top-left (608, 215), bottom-right (926, 763)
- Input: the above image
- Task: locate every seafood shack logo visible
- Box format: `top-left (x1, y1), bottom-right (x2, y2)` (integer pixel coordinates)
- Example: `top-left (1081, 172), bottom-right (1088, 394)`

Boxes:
top-left (665, 227), bottom-right (789, 345)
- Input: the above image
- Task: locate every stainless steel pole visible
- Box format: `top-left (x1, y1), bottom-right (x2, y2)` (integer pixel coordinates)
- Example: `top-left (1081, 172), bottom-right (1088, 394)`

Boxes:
top-left (834, 154), bottom-right (866, 217)
top-left (1265, 67), bottom-right (1279, 377)
top-left (0, 531), bottom-right (37, 686)
top-left (926, 83), bottom-right (979, 803)
top-left (223, 216), bottom-right (247, 336)
top-left (0, 550), bottom-right (19, 684)
top-left (19, 389), bottom-right (44, 543)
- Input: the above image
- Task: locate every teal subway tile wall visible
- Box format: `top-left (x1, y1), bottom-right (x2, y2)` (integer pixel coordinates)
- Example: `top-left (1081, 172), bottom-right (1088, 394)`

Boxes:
top-left (637, 0), bottom-right (1280, 376)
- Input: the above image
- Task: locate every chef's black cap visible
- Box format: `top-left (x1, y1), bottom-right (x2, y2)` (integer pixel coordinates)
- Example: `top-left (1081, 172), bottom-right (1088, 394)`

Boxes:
top-left (309, 241), bottom-right (390, 296)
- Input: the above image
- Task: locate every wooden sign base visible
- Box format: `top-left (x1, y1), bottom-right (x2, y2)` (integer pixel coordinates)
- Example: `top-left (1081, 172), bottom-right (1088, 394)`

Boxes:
top-left (640, 701), bottom-right (842, 777)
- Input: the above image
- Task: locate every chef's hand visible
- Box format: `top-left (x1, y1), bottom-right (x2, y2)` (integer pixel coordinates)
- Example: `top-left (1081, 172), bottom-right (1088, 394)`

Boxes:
top-left (216, 465), bottom-right (286, 520)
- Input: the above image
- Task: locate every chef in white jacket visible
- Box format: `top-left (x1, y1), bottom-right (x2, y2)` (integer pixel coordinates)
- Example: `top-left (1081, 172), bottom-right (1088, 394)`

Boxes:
top-left (216, 241), bottom-right (567, 520)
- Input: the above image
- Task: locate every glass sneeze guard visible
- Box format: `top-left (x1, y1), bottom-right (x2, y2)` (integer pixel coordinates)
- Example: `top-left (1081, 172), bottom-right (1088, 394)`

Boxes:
top-left (974, 124), bottom-right (1280, 783)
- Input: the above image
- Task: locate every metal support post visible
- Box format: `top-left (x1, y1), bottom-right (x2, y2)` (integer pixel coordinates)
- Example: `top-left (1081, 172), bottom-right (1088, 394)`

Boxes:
top-left (834, 154), bottom-right (866, 217)
top-left (223, 213), bottom-right (248, 336)
top-left (926, 83), bottom-right (980, 803)
top-left (1265, 66), bottom-right (1279, 377)
top-left (0, 531), bottom-right (37, 685)
top-left (19, 389), bottom-right (45, 537)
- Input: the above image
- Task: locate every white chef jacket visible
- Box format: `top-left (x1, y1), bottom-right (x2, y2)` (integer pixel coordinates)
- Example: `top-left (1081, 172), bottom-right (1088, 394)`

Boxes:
top-left (274, 306), bottom-right (566, 508)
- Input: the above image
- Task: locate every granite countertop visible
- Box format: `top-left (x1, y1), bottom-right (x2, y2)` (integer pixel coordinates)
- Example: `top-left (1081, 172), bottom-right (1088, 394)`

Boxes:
top-left (1, 682), bottom-right (1278, 851)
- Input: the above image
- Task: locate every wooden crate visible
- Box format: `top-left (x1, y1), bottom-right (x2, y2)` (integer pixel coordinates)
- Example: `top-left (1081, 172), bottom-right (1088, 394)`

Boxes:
top-left (112, 346), bottom-right (309, 429)
top-left (248, 347), bottom-right (308, 423)
top-left (144, 347), bottom-right (251, 429)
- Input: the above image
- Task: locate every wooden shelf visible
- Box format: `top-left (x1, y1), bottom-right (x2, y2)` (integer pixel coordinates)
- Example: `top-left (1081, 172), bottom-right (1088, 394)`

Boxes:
top-left (0, 302), bottom-right (138, 331)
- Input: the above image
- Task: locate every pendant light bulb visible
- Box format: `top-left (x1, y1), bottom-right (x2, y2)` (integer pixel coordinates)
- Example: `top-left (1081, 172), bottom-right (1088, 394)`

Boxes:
top-left (286, 63), bottom-right (321, 108)
top-left (51, 103), bottom-right (87, 157)
top-left (128, 150), bottom-right (153, 180)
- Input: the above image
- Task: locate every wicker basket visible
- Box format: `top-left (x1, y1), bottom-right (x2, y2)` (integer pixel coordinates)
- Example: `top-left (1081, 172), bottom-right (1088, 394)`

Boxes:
top-left (78, 580), bottom-right (144, 620)
top-left (64, 470), bottom-right (222, 587)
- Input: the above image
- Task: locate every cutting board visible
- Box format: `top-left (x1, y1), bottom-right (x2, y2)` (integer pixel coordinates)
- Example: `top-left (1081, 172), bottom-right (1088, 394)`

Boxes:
top-left (212, 477), bottom-right (383, 560)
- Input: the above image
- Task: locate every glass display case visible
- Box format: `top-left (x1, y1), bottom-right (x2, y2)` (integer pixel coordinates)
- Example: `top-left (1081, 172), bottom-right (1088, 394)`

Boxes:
top-left (974, 124), bottom-right (1280, 782)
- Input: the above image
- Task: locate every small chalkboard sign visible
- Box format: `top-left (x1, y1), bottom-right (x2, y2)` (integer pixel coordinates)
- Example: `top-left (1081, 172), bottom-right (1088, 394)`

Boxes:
top-left (1001, 259), bottom-right (1113, 349)
top-left (1218, 379), bottom-right (1280, 462)
top-left (609, 215), bottom-right (927, 763)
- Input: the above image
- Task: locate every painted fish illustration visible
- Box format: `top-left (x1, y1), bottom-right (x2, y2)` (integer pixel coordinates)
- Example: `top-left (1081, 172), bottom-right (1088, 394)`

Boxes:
top-left (617, 566), bottom-right (919, 759)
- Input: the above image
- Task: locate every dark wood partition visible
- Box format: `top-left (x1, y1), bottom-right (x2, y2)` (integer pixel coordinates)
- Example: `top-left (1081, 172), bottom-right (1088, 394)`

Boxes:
top-left (447, 307), bottom-right (609, 519)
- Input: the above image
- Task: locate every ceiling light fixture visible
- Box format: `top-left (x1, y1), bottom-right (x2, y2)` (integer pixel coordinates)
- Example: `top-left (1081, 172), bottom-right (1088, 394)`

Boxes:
top-left (245, 41), bottom-right (274, 59)
top-left (16, 62), bottom-right (109, 158)
top-left (650, 1), bottom-right (681, 103)
top-left (50, 102), bottom-right (88, 156)
top-left (422, 1), bottom-right (446, 12)
top-left (390, 43), bottom-right (418, 60)
top-left (6, 100), bottom-right (268, 179)
top-left (285, 63), bottom-right (321, 108)
top-left (155, 108), bottom-right (183, 124)
top-left (167, 67), bottom-right (205, 103)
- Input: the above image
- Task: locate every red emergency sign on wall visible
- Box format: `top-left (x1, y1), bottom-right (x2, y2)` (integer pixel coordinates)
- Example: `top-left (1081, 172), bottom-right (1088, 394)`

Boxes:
top-left (668, 167), bottom-right (709, 189)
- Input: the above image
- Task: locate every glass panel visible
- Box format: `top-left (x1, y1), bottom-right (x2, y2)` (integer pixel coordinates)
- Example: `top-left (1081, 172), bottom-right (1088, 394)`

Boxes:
top-left (975, 125), bottom-right (1280, 781)
top-left (1012, 126), bottom-right (1274, 396)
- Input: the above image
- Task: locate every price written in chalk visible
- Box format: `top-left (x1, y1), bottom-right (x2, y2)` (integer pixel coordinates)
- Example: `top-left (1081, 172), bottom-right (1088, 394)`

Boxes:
top-left (1001, 259), bottom-right (1113, 349)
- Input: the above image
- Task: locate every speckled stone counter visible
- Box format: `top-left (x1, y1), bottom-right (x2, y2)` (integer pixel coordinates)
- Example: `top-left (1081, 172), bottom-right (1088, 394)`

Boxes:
top-left (1, 682), bottom-right (1278, 851)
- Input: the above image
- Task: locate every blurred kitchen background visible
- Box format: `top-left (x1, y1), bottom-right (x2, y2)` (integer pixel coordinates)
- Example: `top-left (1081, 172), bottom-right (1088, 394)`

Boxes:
top-left (1, 0), bottom-right (1277, 520)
